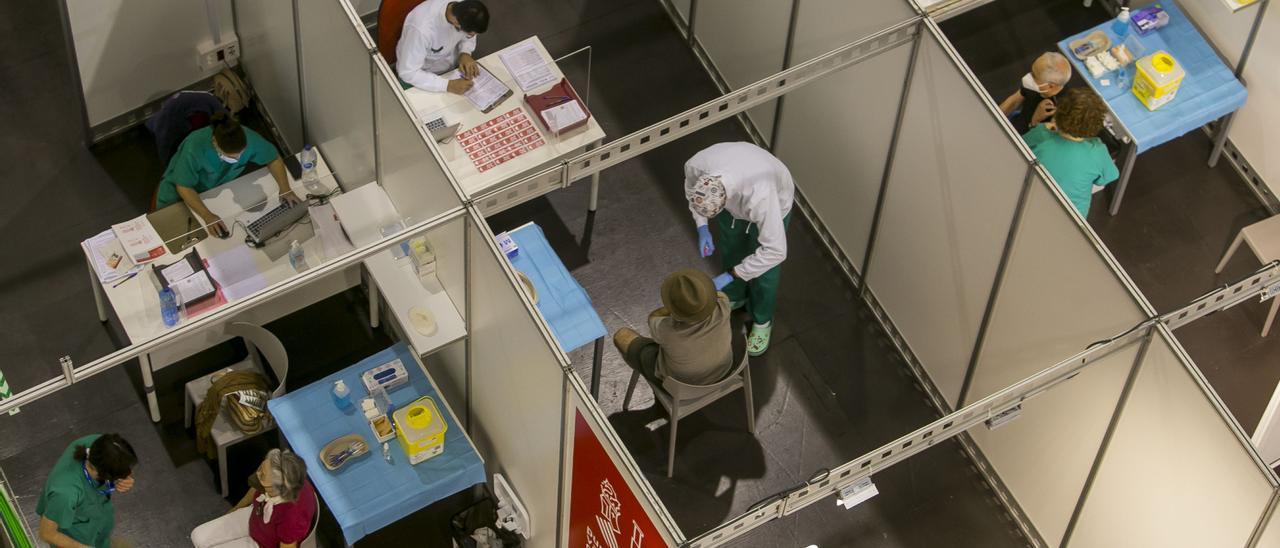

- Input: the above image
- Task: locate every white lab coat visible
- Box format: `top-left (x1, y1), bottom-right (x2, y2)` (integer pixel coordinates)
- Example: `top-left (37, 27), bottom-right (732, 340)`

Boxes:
top-left (685, 142), bottom-right (795, 281)
top-left (396, 0), bottom-right (477, 93)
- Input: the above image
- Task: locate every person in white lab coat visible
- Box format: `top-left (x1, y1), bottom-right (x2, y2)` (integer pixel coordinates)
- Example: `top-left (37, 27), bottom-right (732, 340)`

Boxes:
top-left (396, 0), bottom-right (490, 95)
top-left (685, 142), bottom-right (795, 356)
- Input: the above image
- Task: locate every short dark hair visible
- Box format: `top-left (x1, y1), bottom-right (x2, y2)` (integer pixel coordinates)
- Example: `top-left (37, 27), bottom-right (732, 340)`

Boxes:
top-left (209, 112), bottom-right (247, 154)
top-left (73, 434), bottom-right (137, 483)
top-left (453, 1), bottom-right (489, 34)
top-left (1054, 88), bottom-right (1107, 138)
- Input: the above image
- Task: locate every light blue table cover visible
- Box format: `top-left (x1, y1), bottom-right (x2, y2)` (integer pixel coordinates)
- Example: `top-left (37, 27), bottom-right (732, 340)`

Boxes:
top-left (268, 342), bottom-right (485, 545)
top-left (507, 223), bottom-right (607, 353)
top-left (1056, 0), bottom-right (1246, 153)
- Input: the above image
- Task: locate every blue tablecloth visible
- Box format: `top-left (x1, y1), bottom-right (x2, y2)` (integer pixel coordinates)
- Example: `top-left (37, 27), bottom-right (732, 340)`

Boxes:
top-left (507, 223), bottom-right (607, 352)
top-left (268, 342), bottom-right (485, 545)
top-left (1056, 0), bottom-right (1246, 153)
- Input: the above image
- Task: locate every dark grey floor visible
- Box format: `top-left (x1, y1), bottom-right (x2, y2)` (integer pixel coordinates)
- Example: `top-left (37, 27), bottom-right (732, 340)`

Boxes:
top-left (944, 0), bottom-right (1280, 436)
top-left (1, 0), bottom-right (1026, 547)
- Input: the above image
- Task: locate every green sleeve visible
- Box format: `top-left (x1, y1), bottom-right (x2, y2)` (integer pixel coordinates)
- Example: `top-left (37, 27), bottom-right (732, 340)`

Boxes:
top-left (39, 486), bottom-right (80, 530)
top-left (244, 129), bottom-right (280, 165)
top-left (1096, 149), bottom-right (1120, 187)
top-left (167, 151), bottom-right (202, 190)
top-left (1022, 124), bottom-right (1050, 148)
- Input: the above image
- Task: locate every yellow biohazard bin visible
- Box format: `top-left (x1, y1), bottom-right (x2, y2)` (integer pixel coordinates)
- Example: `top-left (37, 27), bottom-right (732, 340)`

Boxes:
top-left (393, 396), bottom-right (447, 465)
top-left (1132, 51), bottom-right (1185, 111)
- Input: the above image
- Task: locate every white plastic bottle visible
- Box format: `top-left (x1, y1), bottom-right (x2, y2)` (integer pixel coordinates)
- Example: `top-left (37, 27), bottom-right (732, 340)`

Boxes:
top-left (300, 144), bottom-right (323, 194)
top-left (288, 240), bottom-right (307, 272)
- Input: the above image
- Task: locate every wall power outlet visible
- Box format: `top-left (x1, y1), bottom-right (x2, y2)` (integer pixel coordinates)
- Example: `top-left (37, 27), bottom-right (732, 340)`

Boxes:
top-left (198, 38), bottom-right (240, 71)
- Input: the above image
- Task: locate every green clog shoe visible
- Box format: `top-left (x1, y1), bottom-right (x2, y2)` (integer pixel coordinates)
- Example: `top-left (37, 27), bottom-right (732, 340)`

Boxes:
top-left (747, 322), bottom-right (772, 356)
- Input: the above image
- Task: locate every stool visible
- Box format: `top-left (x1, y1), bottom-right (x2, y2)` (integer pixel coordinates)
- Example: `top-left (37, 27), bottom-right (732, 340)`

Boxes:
top-left (1215, 215), bottom-right (1280, 336)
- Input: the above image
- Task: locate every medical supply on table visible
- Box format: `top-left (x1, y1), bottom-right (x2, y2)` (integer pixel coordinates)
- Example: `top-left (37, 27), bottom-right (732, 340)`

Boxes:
top-left (320, 434), bottom-right (369, 471)
top-left (159, 287), bottom-right (181, 327)
top-left (361, 359), bottom-right (409, 393)
top-left (1133, 51), bottom-right (1185, 111)
top-left (382, 442), bottom-right (392, 463)
top-left (1133, 5), bottom-right (1169, 36)
top-left (515, 271), bottom-right (539, 305)
top-left (288, 240), bottom-right (307, 272)
top-left (1069, 30), bottom-right (1110, 59)
top-left (393, 396), bottom-right (447, 465)
top-left (496, 231), bottom-right (519, 259)
top-left (362, 397), bottom-right (396, 443)
top-left (1111, 7), bottom-right (1132, 38)
top-left (408, 306), bottom-right (438, 336)
top-left (331, 379), bottom-right (354, 411)
top-left (300, 144), bottom-right (324, 195)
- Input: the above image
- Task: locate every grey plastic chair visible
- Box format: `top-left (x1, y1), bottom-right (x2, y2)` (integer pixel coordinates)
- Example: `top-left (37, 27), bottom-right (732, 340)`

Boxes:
top-left (183, 322), bottom-right (289, 497)
top-left (623, 329), bottom-right (755, 477)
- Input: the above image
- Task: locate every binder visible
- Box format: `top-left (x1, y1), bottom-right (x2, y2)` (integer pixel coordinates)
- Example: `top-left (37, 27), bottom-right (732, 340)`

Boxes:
top-left (524, 78), bottom-right (591, 136)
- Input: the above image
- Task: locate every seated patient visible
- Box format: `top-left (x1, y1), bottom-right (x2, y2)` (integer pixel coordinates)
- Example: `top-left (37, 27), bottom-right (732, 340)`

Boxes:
top-left (191, 449), bottom-right (316, 548)
top-left (999, 51), bottom-right (1073, 135)
top-left (613, 269), bottom-right (734, 386)
top-left (1023, 88), bottom-right (1119, 218)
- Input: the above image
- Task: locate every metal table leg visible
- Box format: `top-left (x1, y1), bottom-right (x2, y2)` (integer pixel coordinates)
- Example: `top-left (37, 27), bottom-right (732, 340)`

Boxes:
top-left (591, 336), bottom-right (604, 399)
top-left (140, 353), bottom-right (160, 423)
top-left (367, 267), bottom-right (380, 329)
top-left (1208, 113), bottom-right (1236, 168)
top-left (588, 138), bottom-right (603, 212)
top-left (86, 251), bottom-right (107, 322)
top-left (1108, 142), bottom-right (1138, 216)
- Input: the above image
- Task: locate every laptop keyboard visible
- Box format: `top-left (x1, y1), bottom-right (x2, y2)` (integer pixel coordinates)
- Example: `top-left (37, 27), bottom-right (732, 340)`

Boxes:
top-left (245, 201), bottom-right (308, 244)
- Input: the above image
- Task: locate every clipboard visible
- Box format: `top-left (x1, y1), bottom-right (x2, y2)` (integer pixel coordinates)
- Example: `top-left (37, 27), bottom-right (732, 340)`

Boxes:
top-left (154, 249), bottom-right (217, 304)
top-left (459, 63), bottom-right (514, 114)
top-left (524, 78), bottom-right (591, 136)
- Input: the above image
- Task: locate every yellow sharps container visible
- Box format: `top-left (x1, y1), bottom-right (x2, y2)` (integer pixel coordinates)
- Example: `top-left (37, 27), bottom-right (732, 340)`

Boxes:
top-left (1132, 51), bottom-right (1185, 111)
top-left (393, 396), bottom-right (447, 465)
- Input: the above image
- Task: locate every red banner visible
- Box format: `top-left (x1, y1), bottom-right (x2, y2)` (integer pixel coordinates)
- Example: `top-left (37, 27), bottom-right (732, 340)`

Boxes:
top-left (567, 411), bottom-right (667, 548)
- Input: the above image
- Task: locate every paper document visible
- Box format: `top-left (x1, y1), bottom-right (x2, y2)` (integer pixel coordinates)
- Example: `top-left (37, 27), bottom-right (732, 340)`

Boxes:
top-left (86, 230), bottom-right (140, 283)
top-left (207, 246), bottom-right (269, 302)
top-left (540, 100), bottom-right (587, 133)
top-left (170, 271), bottom-right (216, 304)
top-left (499, 40), bottom-right (557, 92)
top-left (309, 203), bottom-right (354, 261)
top-left (449, 66), bottom-right (511, 112)
top-left (111, 215), bottom-right (167, 263)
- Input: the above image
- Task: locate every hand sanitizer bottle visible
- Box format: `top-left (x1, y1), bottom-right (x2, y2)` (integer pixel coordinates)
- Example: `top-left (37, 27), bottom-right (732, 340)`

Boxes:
top-left (332, 380), bottom-right (354, 411)
top-left (1111, 7), bottom-right (1131, 38)
top-left (288, 240), bottom-right (307, 272)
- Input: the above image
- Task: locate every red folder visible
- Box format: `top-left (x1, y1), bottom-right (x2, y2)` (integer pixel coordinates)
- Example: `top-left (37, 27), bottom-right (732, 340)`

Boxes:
top-left (524, 78), bottom-right (591, 136)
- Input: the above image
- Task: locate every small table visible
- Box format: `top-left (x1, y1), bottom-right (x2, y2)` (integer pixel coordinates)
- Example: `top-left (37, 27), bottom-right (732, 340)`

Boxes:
top-left (82, 153), bottom-right (365, 422)
top-left (507, 223), bottom-right (608, 397)
top-left (1056, 0), bottom-right (1247, 215)
top-left (402, 36), bottom-right (606, 213)
top-left (268, 342), bottom-right (486, 545)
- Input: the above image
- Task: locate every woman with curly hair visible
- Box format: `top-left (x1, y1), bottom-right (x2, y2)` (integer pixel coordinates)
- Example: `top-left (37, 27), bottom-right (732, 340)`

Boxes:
top-left (1023, 88), bottom-right (1119, 217)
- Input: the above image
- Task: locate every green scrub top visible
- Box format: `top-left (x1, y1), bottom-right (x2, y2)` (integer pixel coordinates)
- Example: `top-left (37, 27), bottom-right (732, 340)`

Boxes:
top-left (35, 435), bottom-right (114, 548)
top-left (155, 126), bottom-right (279, 208)
top-left (1023, 124), bottom-right (1119, 217)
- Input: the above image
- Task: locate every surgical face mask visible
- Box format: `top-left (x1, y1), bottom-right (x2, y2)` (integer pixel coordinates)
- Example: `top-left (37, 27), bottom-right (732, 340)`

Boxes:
top-left (1022, 73), bottom-right (1040, 91)
top-left (218, 152), bottom-right (240, 164)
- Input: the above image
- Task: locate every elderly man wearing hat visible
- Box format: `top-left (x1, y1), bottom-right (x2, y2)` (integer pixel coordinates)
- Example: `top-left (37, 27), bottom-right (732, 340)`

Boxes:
top-left (613, 269), bottom-right (734, 386)
top-left (685, 142), bottom-right (794, 356)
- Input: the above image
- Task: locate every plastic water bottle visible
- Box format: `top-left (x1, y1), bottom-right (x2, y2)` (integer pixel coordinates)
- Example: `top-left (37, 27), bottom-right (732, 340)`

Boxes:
top-left (288, 240), bottom-right (307, 272)
top-left (1111, 7), bottom-right (1131, 38)
top-left (159, 287), bottom-right (180, 327)
top-left (332, 380), bottom-right (354, 411)
top-left (300, 144), bottom-right (323, 194)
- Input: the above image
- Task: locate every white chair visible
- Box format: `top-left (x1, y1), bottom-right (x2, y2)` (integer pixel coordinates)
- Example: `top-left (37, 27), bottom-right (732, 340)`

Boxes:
top-left (184, 322), bottom-right (289, 497)
top-left (1215, 215), bottom-right (1280, 336)
top-left (623, 330), bottom-right (755, 477)
top-left (299, 488), bottom-right (320, 548)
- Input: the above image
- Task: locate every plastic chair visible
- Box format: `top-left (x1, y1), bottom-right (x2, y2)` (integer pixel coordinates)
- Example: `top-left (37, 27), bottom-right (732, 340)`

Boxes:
top-left (299, 487), bottom-right (320, 548)
top-left (622, 329), bottom-right (755, 477)
top-left (183, 322), bottom-right (289, 497)
top-left (1215, 214), bottom-right (1280, 336)
top-left (377, 0), bottom-right (428, 65)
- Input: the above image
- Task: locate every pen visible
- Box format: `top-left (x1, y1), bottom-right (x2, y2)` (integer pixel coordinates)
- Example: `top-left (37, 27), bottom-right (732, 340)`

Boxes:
top-left (112, 271), bottom-right (139, 288)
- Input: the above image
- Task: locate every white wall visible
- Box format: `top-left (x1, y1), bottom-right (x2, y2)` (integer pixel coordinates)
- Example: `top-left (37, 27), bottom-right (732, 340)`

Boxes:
top-left (66, 0), bottom-right (235, 126)
top-left (1178, 0), bottom-right (1280, 196)
top-left (233, 0), bottom-right (303, 151)
top-left (692, 0), bottom-right (793, 144)
top-left (372, 59), bottom-right (464, 222)
top-left (298, 0), bottom-right (376, 190)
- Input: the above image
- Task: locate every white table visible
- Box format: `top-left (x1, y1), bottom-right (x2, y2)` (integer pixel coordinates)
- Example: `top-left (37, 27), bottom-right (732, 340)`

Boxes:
top-left (402, 36), bottom-right (606, 210)
top-left (82, 153), bottom-right (364, 422)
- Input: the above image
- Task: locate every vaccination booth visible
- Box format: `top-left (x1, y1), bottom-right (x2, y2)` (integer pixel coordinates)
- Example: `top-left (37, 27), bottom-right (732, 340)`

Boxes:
top-left (6, 0), bottom-right (1280, 546)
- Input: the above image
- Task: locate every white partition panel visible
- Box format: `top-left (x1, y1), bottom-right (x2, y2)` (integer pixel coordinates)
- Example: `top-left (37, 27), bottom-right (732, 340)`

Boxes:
top-left (774, 44), bottom-right (911, 273)
top-left (372, 60), bottom-right (464, 222)
top-left (1070, 328), bottom-right (1273, 547)
top-left (863, 34), bottom-right (1027, 406)
top-left (1259, 504), bottom-right (1280, 547)
top-left (466, 216), bottom-right (569, 547)
top-left (789, 0), bottom-right (916, 64)
top-left (693, 0), bottom-right (793, 143)
top-left (233, 0), bottom-right (303, 151)
top-left (298, 0), bottom-right (375, 190)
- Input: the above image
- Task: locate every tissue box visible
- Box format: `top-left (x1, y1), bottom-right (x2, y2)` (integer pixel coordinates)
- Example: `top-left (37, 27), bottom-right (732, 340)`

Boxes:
top-left (1132, 51), bottom-right (1185, 111)
top-left (1132, 5), bottom-right (1169, 36)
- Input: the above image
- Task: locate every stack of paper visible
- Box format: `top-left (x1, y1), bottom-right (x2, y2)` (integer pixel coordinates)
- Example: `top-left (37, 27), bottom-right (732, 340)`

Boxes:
top-left (448, 66), bottom-right (511, 112)
top-left (111, 215), bottom-right (167, 264)
top-left (541, 100), bottom-right (588, 134)
top-left (86, 230), bottom-right (141, 283)
top-left (499, 39), bottom-right (557, 92)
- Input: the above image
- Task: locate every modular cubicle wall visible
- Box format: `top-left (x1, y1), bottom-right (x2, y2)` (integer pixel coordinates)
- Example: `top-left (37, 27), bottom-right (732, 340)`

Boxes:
top-left (662, 1), bottom-right (1280, 546)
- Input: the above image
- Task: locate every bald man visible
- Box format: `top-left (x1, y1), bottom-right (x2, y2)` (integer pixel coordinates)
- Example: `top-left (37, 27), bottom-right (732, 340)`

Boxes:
top-left (999, 52), bottom-right (1073, 135)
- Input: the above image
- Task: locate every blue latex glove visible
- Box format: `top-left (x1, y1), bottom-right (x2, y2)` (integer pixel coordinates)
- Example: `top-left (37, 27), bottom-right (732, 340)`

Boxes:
top-left (697, 225), bottom-right (715, 257)
top-left (713, 272), bottom-right (733, 290)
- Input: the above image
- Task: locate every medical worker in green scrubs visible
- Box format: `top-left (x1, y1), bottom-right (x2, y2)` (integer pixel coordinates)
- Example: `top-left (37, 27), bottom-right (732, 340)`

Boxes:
top-left (36, 433), bottom-right (137, 548)
top-left (1023, 88), bottom-right (1119, 217)
top-left (155, 113), bottom-right (299, 238)
top-left (685, 142), bottom-right (795, 356)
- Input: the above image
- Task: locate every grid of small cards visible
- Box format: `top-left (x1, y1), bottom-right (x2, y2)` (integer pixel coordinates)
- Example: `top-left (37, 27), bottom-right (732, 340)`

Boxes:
top-left (457, 108), bottom-right (545, 173)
